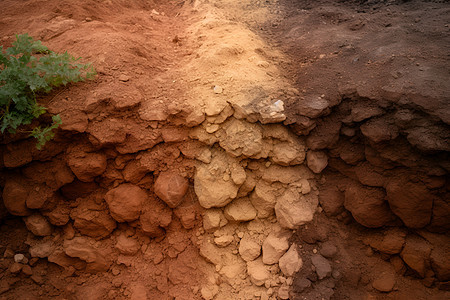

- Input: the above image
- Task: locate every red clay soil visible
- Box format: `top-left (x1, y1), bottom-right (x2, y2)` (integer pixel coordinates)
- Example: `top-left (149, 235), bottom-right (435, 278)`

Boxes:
top-left (0, 0), bottom-right (449, 300)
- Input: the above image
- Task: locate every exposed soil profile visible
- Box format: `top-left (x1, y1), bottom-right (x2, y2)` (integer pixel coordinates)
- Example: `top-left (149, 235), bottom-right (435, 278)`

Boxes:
top-left (0, 0), bottom-right (449, 300)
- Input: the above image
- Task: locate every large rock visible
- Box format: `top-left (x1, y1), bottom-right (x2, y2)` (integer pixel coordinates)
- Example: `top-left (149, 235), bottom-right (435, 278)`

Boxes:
top-left (279, 244), bottom-right (303, 277)
top-left (154, 171), bottom-right (189, 208)
top-left (262, 230), bottom-right (291, 265)
top-left (400, 235), bottom-right (431, 278)
top-left (194, 151), bottom-right (241, 208)
top-left (105, 184), bottom-right (147, 222)
top-left (2, 179), bottom-right (31, 216)
top-left (67, 150), bottom-right (107, 182)
top-left (275, 188), bottom-right (318, 229)
top-left (386, 178), bottom-right (434, 228)
top-left (24, 214), bottom-right (53, 236)
top-left (224, 197), bottom-right (257, 222)
top-left (247, 258), bottom-right (270, 286)
top-left (239, 235), bottom-right (261, 262)
top-left (306, 151), bottom-right (328, 174)
top-left (344, 184), bottom-right (396, 228)
top-left (318, 185), bottom-right (344, 216)
top-left (48, 250), bottom-right (86, 270)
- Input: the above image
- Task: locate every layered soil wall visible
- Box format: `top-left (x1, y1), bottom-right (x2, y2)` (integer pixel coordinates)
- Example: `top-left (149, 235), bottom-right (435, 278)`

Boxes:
top-left (0, 0), bottom-right (449, 299)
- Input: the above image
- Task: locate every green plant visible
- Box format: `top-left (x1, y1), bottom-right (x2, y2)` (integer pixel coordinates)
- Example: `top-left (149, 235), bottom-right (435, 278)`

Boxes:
top-left (0, 33), bottom-right (95, 148)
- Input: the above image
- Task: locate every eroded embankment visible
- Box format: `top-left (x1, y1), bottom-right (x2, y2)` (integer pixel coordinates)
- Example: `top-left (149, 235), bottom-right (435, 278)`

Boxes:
top-left (0, 0), bottom-right (449, 299)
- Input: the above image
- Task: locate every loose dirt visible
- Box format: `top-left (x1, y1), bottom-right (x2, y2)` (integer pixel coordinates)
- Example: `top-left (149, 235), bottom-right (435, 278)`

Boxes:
top-left (0, 0), bottom-right (449, 300)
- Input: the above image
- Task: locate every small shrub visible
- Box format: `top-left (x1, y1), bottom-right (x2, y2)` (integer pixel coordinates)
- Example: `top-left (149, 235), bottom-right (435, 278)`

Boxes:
top-left (0, 33), bottom-right (96, 148)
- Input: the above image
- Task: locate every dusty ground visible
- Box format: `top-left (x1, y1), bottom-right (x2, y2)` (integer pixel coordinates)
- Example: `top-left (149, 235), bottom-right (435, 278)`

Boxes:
top-left (0, 0), bottom-right (449, 299)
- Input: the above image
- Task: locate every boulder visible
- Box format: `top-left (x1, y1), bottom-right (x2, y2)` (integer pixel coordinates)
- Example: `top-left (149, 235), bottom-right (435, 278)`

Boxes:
top-left (386, 178), bottom-right (434, 228)
top-left (105, 184), bottom-right (147, 222)
top-left (262, 230), bottom-right (291, 265)
top-left (306, 151), bottom-right (328, 174)
top-left (154, 171), bottom-right (189, 208)
top-left (275, 188), bottom-right (318, 229)
top-left (344, 183), bottom-right (396, 228)
top-left (224, 197), bottom-right (257, 222)
top-left (239, 236), bottom-right (261, 262)
top-left (279, 244), bottom-right (303, 277)
top-left (24, 214), bottom-right (53, 236)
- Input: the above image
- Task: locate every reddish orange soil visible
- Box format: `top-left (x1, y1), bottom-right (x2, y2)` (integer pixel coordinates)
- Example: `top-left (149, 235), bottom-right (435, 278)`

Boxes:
top-left (0, 0), bottom-right (449, 300)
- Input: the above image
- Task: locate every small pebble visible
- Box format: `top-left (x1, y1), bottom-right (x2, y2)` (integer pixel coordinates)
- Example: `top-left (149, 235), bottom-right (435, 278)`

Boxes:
top-left (213, 85), bottom-right (223, 94)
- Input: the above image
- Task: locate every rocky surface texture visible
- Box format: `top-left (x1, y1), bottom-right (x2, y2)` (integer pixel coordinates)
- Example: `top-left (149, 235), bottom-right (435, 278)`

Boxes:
top-left (0, 0), bottom-right (449, 299)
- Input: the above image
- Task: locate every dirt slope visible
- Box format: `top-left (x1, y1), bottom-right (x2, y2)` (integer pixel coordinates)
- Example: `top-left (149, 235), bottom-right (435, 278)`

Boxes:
top-left (0, 0), bottom-right (449, 300)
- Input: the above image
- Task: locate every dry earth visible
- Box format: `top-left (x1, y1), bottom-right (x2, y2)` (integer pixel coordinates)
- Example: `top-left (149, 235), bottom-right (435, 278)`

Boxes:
top-left (0, 0), bottom-right (449, 300)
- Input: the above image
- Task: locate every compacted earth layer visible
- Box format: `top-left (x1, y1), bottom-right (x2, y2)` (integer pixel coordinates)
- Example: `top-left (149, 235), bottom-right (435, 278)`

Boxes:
top-left (0, 0), bottom-right (449, 299)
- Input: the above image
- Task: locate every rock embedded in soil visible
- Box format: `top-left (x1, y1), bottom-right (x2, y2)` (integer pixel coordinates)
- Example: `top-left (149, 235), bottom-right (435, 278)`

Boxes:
top-left (239, 235), bottom-right (261, 262)
top-left (24, 214), bottom-right (53, 236)
top-left (400, 235), bottom-right (432, 278)
top-left (275, 188), bottom-right (318, 229)
top-left (154, 171), bottom-right (189, 208)
top-left (9, 262), bottom-right (23, 274)
top-left (306, 151), bottom-right (328, 173)
top-left (67, 151), bottom-right (107, 182)
top-left (247, 258), bottom-right (271, 286)
top-left (279, 244), bottom-right (303, 277)
top-left (14, 254), bottom-right (28, 264)
top-left (344, 183), bottom-right (396, 228)
top-left (311, 254), bottom-right (332, 280)
top-left (63, 237), bottom-right (110, 273)
top-left (320, 241), bottom-right (338, 259)
top-left (224, 197), bottom-right (257, 222)
top-left (194, 151), bottom-right (241, 208)
top-left (386, 178), bottom-right (434, 228)
top-left (2, 180), bottom-right (31, 216)
top-left (202, 209), bottom-right (227, 231)
top-left (262, 230), bottom-right (291, 265)
top-left (29, 240), bottom-right (55, 258)
top-left (115, 234), bottom-right (140, 255)
top-left (105, 184), bottom-right (147, 222)
top-left (372, 269), bottom-right (396, 292)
